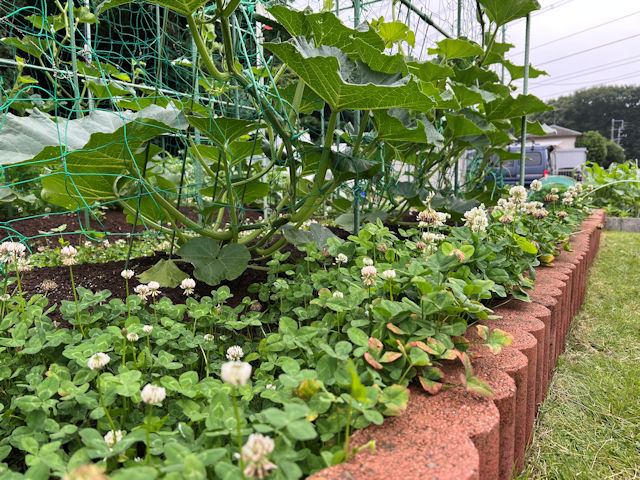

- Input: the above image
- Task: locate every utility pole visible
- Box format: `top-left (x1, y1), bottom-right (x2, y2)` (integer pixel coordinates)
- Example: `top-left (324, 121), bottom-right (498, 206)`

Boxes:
top-left (611, 119), bottom-right (624, 145)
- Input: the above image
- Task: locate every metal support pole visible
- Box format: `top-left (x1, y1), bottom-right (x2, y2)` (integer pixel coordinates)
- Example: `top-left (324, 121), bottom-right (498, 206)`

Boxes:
top-left (519, 14), bottom-right (531, 186)
top-left (453, 0), bottom-right (461, 196)
top-left (83, 0), bottom-right (94, 110)
top-left (500, 25), bottom-right (506, 83)
top-left (256, 2), bottom-right (270, 219)
top-left (67, 0), bottom-right (81, 116)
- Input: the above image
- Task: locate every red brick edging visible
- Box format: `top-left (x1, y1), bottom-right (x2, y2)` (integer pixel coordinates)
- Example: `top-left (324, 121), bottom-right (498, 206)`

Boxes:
top-left (310, 210), bottom-right (606, 480)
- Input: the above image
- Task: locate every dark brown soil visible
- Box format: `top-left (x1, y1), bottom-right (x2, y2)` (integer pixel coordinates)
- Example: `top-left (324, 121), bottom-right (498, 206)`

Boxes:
top-left (0, 210), bottom-right (145, 248)
top-left (21, 252), bottom-right (269, 327)
top-left (7, 207), bottom-right (351, 326)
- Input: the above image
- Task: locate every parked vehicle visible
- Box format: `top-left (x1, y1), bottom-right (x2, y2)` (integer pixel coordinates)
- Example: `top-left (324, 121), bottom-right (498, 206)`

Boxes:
top-left (466, 145), bottom-right (587, 186)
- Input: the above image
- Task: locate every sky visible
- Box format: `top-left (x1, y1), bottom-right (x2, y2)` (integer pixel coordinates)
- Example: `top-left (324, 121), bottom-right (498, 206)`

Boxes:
top-left (290, 0), bottom-right (640, 101)
top-left (505, 0), bottom-right (640, 100)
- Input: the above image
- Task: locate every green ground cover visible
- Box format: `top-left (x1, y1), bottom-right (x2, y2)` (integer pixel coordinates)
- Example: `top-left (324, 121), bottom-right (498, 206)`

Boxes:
top-left (518, 230), bottom-right (640, 479)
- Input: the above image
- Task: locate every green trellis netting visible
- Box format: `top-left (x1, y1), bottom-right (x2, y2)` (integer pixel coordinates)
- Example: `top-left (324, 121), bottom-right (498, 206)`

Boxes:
top-left (0, 0), bottom-right (483, 255)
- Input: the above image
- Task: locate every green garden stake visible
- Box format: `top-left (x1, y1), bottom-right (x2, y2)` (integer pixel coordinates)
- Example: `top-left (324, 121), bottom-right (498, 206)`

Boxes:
top-left (519, 14), bottom-right (531, 186)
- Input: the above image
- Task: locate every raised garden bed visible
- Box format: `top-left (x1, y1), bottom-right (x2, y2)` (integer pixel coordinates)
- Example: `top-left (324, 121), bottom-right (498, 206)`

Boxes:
top-left (310, 210), bottom-right (606, 480)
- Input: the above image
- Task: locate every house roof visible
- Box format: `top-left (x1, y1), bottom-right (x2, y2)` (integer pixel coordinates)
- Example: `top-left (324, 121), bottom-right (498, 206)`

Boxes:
top-left (530, 124), bottom-right (582, 138)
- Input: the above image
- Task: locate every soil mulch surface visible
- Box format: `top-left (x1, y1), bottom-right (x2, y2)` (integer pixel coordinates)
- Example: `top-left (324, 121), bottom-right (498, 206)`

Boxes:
top-left (9, 209), bottom-right (350, 326)
top-left (22, 252), bottom-right (268, 327)
top-left (0, 210), bottom-right (145, 247)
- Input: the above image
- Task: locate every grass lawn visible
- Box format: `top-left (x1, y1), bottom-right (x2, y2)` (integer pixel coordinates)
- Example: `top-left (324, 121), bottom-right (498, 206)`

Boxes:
top-left (518, 230), bottom-right (640, 480)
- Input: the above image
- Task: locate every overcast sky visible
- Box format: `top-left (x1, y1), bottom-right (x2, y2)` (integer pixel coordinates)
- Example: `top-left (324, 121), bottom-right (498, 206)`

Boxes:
top-left (505, 0), bottom-right (640, 100)
top-left (291, 0), bottom-right (640, 101)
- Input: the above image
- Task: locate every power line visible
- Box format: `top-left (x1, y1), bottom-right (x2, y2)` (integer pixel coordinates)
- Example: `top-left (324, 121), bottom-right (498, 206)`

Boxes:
top-left (541, 74), bottom-right (640, 99)
top-left (510, 0), bottom-right (577, 24)
top-left (509, 10), bottom-right (640, 57)
top-left (538, 68), bottom-right (640, 87)
top-left (537, 32), bottom-right (640, 66)
top-left (531, 54), bottom-right (640, 86)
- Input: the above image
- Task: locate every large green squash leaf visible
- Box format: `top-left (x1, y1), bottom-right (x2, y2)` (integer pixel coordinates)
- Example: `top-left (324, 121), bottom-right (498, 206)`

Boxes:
top-left (478, 0), bottom-right (541, 27)
top-left (373, 109), bottom-right (443, 146)
top-left (282, 223), bottom-right (341, 249)
top-left (178, 237), bottom-right (250, 286)
top-left (486, 94), bottom-right (552, 120)
top-left (0, 104), bottom-right (186, 167)
top-left (428, 38), bottom-right (483, 59)
top-left (1, 36), bottom-right (50, 59)
top-left (138, 259), bottom-right (189, 288)
top-left (407, 61), bottom-right (454, 82)
top-left (96, 0), bottom-right (208, 15)
top-left (268, 6), bottom-right (406, 75)
top-left (187, 116), bottom-right (264, 146)
top-left (264, 39), bottom-right (433, 112)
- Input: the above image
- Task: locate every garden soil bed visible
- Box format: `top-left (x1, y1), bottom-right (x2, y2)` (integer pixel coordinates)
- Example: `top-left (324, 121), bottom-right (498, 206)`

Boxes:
top-left (14, 209), bottom-right (607, 479)
top-left (0, 210), bottom-right (145, 247)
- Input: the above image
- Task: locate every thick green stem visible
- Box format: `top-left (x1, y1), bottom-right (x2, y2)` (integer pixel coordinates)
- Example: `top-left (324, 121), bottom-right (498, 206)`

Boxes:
top-left (186, 15), bottom-right (230, 80)
top-left (478, 26), bottom-right (499, 67)
top-left (352, 110), bottom-right (370, 155)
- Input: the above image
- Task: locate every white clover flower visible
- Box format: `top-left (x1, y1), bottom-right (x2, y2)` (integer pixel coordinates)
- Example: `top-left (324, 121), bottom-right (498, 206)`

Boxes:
top-left (102, 240), bottom-right (110, 248)
top-left (104, 430), bottom-right (123, 448)
top-left (60, 245), bottom-right (77, 266)
top-left (16, 258), bottom-right (31, 272)
top-left (180, 278), bottom-right (196, 295)
top-left (509, 185), bottom-right (528, 204)
top-left (203, 334), bottom-right (214, 342)
top-left (557, 210), bottom-right (569, 219)
top-left (332, 291), bottom-right (344, 298)
top-left (530, 179), bottom-right (543, 192)
top-left (127, 333), bottom-right (139, 342)
top-left (497, 198), bottom-right (515, 211)
top-left (499, 213), bottom-right (514, 224)
top-left (87, 352), bottom-right (110, 370)
top-left (221, 361), bottom-right (252, 387)
top-left (550, 187), bottom-right (559, 194)
top-left (226, 345), bottom-right (244, 361)
top-left (142, 325), bottom-right (153, 334)
top-left (147, 281), bottom-right (160, 297)
top-left (463, 205), bottom-right (489, 233)
top-left (141, 384), bottom-right (166, 405)
top-left (422, 232), bottom-right (446, 243)
top-left (361, 265), bottom-right (377, 286)
top-left (362, 257), bottom-right (374, 266)
top-left (0, 294), bottom-right (10, 302)
top-left (134, 284), bottom-right (150, 300)
top-left (265, 384), bottom-right (276, 390)
top-left (381, 269), bottom-right (396, 281)
top-left (533, 208), bottom-right (549, 219)
top-left (562, 193), bottom-right (573, 205)
top-left (582, 206), bottom-right (592, 214)
top-left (241, 434), bottom-right (277, 479)
top-left (417, 208), bottom-right (450, 227)
top-left (1, 242), bottom-right (27, 264)
top-left (576, 183), bottom-right (584, 194)
top-left (524, 201), bottom-right (542, 214)
top-left (120, 269), bottom-right (134, 280)
top-left (450, 249), bottom-right (466, 262)
top-left (335, 253), bottom-right (348, 264)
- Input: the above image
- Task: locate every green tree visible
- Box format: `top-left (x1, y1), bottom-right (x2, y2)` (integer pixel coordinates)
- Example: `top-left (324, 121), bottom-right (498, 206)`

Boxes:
top-left (576, 131), bottom-right (607, 166)
top-left (535, 86), bottom-right (640, 161)
top-left (605, 140), bottom-right (625, 167)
